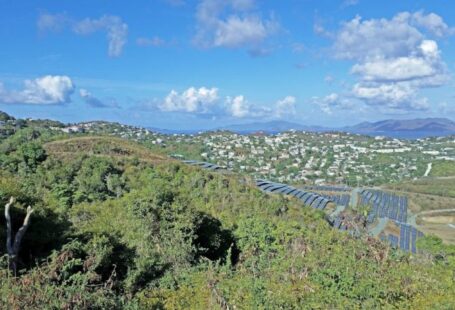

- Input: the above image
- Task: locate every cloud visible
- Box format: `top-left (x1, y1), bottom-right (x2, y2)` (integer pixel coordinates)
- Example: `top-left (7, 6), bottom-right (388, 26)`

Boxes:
top-left (156, 86), bottom-right (296, 119)
top-left (411, 11), bottom-right (454, 37)
top-left (324, 12), bottom-right (452, 111)
top-left (194, 0), bottom-right (278, 55)
top-left (37, 13), bottom-right (70, 32)
top-left (351, 40), bottom-right (443, 83)
top-left (38, 13), bottom-right (128, 57)
top-left (213, 15), bottom-right (276, 48)
top-left (351, 82), bottom-right (430, 111)
top-left (312, 93), bottom-right (354, 114)
top-left (79, 89), bottom-right (119, 108)
top-left (136, 36), bottom-right (165, 47)
top-left (159, 87), bottom-right (219, 113)
top-left (276, 96), bottom-right (296, 117)
top-left (226, 95), bottom-right (250, 117)
top-left (342, 0), bottom-right (359, 7)
top-left (0, 75), bottom-right (75, 105)
top-left (73, 15), bottom-right (128, 57)
top-left (324, 75), bottom-right (334, 84)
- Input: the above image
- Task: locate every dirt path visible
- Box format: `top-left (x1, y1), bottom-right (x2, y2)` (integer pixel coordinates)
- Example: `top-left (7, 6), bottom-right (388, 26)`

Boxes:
top-left (424, 162), bottom-right (432, 177)
top-left (369, 218), bottom-right (388, 237)
top-left (407, 208), bottom-right (455, 227)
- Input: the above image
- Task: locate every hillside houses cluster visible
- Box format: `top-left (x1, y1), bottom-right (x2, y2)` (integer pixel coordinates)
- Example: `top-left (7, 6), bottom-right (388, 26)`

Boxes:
top-left (161, 131), bottom-right (455, 186)
top-left (48, 120), bottom-right (455, 186)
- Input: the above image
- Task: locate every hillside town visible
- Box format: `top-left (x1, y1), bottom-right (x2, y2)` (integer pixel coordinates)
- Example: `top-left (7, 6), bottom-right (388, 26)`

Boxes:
top-left (1, 113), bottom-right (454, 186)
top-left (68, 120), bottom-right (455, 186)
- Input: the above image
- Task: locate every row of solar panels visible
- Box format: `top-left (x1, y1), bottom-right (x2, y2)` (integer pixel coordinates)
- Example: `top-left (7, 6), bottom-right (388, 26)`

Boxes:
top-left (303, 185), bottom-right (351, 192)
top-left (360, 190), bottom-right (408, 223)
top-left (255, 179), bottom-right (333, 211)
top-left (321, 194), bottom-right (350, 208)
top-left (182, 160), bottom-right (225, 171)
top-left (180, 160), bottom-right (427, 254)
top-left (180, 160), bottom-right (336, 212)
top-left (381, 224), bottom-right (424, 254)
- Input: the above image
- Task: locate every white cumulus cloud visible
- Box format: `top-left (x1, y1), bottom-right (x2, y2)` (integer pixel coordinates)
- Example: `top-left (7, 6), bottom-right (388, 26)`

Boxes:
top-left (276, 96), bottom-right (296, 117)
top-left (226, 95), bottom-right (250, 117)
top-left (325, 11), bottom-right (452, 111)
top-left (194, 0), bottom-right (278, 55)
top-left (0, 75), bottom-right (75, 105)
top-left (312, 93), bottom-right (354, 114)
top-left (159, 87), bottom-right (219, 113)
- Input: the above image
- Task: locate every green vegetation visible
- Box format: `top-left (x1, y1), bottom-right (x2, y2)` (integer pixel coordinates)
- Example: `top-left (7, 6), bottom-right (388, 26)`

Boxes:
top-left (430, 160), bottom-right (455, 177)
top-left (387, 178), bottom-right (455, 198)
top-left (0, 114), bottom-right (455, 309)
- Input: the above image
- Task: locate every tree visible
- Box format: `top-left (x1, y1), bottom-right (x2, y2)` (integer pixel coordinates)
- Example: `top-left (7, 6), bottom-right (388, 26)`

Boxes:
top-left (4, 197), bottom-right (34, 275)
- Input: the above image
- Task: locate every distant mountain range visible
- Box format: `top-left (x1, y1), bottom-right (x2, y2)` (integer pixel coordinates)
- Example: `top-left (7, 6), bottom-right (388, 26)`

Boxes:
top-left (215, 118), bottom-right (455, 139)
top-left (219, 120), bottom-right (326, 134)
top-left (341, 118), bottom-right (455, 138)
top-left (147, 118), bottom-right (455, 138)
top-left (344, 118), bottom-right (455, 132)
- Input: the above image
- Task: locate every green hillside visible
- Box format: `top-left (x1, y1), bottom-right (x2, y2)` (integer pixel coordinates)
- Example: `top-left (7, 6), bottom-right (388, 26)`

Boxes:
top-left (0, 128), bottom-right (454, 309)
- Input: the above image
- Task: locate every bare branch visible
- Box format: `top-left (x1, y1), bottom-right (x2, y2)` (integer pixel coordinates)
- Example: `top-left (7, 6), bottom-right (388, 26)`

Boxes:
top-left (12, 206), bottom-right (34, 255)
top-left (4, 197), bottom-right (15, 255)
top-left (4, 197), bottom-right (34, 274)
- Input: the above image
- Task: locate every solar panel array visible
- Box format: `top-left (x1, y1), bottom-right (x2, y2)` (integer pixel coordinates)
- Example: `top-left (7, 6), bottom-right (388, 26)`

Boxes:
top-left (303, 185), bottom-right (351, 192)
top-left (398, 223), bottom-right (424, 253)
top-left (180, 160), bottom-right (426, 254)
top-left (359, 189), bottom-right (425, 254)
top-left (359, 190), bottom-right (408, 224)
top-left (255, 179), bottom-right (332, 210)
top-left (321, 194), bottom-right (350, 208)
top-left (182, 160), bottom-right (224, 171)
top-left (382, 224), bottom-right (424, 253)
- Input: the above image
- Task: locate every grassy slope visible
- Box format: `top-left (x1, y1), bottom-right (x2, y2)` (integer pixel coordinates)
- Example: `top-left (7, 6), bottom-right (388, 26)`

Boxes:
top-left (429, 160), bottom-right (455, 177)
top-left (44, 136), bottom-right (168, 163)
top-left (2, 135), bottom-right (455, 309)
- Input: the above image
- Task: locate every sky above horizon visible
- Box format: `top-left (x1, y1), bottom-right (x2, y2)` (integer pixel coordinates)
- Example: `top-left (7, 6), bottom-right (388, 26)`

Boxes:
top-left (0, 0), bottom-right (455, 129)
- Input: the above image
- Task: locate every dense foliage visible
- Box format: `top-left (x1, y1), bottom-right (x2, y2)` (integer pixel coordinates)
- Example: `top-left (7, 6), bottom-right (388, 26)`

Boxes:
top-left (0, 120), bottom-right (454, 309)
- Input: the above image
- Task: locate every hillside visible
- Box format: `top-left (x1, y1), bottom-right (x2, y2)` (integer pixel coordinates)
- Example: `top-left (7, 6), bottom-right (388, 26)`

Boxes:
top-left (343, 118), bottom-right (455, 138)
top-left (0, 128), bottom-right (454, 308)
top-left (346, 118), bottom-right (455, 132)
top-left (44, 136), bottom-right (167, 163)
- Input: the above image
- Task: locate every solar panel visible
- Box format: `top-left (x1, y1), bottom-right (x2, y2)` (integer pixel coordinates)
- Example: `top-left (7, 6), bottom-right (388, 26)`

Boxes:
top-left (283, 187), bottom-right (296, 195)
top-left (300, 193), bottom-right (311, 202)
top-left (260, 184), bottom-right (276, 191)
top-left (290, 189), bottom-right (303, 197)
top-left (296, 191), bottom-right (307, 199)
top-left (303, 194), bottom-right (315, 204)
top-left (275, 186), bottom-right (291, 194)
top-left (319, 199), bottom-right (330, 210)
top-left (306, 195), bottom-right (318, 206)
top-left (311, 197), bottom-right (323, 208)
top-left (269, 184), bottom-right (287, 192)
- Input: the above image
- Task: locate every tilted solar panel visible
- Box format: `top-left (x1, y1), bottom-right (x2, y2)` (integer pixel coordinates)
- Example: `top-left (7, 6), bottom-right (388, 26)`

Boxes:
top-left (311, 197), bottom-right (323, 208)
top-left (300, 193), bottom-right (311, 202)
top-left (283, 187), bottom-right (297, 195)
top-left (274, 186), bottom-right (291, 194)
top-left (269, 184), bottom-right (287, 192)
top-left (260, 184), bottom-right (276, 191)
top-left (306, 195), bottom-right (318, 206)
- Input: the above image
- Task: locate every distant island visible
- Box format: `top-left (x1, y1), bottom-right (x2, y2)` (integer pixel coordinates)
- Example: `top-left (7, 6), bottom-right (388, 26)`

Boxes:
top-left (149, 118), bottom-right (455, 139)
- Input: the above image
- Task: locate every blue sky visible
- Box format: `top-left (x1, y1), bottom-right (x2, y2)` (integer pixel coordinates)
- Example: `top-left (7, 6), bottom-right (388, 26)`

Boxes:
top-left (0, 0), bottom-right (454, 129)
